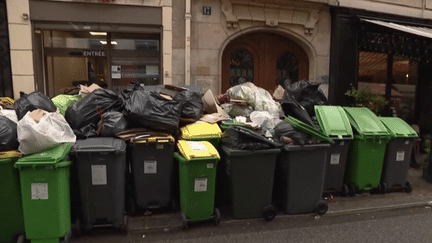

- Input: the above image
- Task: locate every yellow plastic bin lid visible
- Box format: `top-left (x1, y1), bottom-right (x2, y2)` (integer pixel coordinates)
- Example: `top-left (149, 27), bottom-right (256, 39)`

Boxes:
top-left (0, 150), bottom-right (21, 159)
top-left (177, 140), bottom-right (220, 161)
top-left (180, 122), bottom-right (222, 140)
top-left (130, 133), bottom-right (175, 144)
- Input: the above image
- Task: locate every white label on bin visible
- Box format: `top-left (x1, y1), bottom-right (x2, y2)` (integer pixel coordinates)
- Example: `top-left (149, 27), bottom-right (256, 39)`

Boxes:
top-left (396, 151), bottom-right (405, 161)
top-left (330, 153), bottom-right (341, 165)
top-left (91, 165), bottom-right (107, 185)
top-left (207, 163), bottom-right (214, 169)
top-left (156, 144), bottom-right (164, 150)
top-left (340, 142), bottom-right (345, 146)
top-left (194, 178), bottom-right (208, 192)
top-left (405, 141), bottom-right (410, 145)
top-left (144, 161), bottom-right (157, 174)
top-left (31, 183), bottom-right (48, 200)
top-left (187, 141), bottom-right (208, 152)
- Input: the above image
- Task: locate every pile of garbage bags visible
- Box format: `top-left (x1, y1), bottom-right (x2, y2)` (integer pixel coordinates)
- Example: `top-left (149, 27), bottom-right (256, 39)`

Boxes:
top-left (0, 78), bottom-right (329, 154)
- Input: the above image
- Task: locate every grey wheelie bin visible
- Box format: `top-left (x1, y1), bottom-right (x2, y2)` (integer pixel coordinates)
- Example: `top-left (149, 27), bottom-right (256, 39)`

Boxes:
top-left (315, 106), bottom-right (354, 196)
top-left (343, 107), bottom-right (391, 195)
top-left (70, 138), bottom-right (127, 231)
top-left (220, 146), bottom-right (280, 221)
top-left (129, 133), bottom-right (175, 211)
top-left (274, 116), bottom-right (333, 215)
top-left (380, 117), bottom-right (418, 193)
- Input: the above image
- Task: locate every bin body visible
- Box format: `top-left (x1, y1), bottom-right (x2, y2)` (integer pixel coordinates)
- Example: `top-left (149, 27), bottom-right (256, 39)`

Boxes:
top-left (72, 138), bottom-right (126, 230)
top-left (315, 106), bottom-right (353, 194)
top-left (15, 144), bottom-right (72, 243)
top-left (343, 107), bottom-right (391, 192)
top-left (275, 144), bottom-right (329, 214)
top-left (175, 140), bottom-right (219, 222)
top-left (129, 134), bottom-right (175, 210)
top-left (220, 146), bottom-right (279, 219)
top-left (0, 152), bottom-right (24, 243)
top-left (346, 138), bottom-right (388, 191)
top-left (380, 117), bottom-right (418, 189)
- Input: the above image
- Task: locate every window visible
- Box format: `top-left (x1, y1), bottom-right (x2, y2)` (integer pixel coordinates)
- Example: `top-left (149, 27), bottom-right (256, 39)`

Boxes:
top-left (277, 52), bottom-right (299, 83)
top-left (229, 50), bottom-right (253, 86)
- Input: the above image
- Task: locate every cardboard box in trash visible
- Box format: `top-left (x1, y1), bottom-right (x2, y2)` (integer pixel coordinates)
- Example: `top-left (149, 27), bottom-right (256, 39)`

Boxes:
top-left (29, 109), bottom-right (47, 123)
top-left (200, 89), bottom-right (230, 123)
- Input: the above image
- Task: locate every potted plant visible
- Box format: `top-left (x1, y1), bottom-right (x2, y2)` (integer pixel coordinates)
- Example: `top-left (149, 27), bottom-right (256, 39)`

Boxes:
top-left (345, 87), bottom-right (388, 115)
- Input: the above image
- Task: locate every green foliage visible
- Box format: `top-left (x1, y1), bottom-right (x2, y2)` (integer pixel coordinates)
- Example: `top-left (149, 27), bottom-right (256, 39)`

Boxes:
top-left (345, 87), bottom-right (388, 115)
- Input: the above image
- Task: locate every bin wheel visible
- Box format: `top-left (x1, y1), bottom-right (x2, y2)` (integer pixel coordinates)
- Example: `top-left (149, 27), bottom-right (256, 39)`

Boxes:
top-left (381, 182), bottom-right (387, 194)
top-left (374, 184), bottom-right (382, 195)
top-left (63, 232), bottom-right (72, 243)
top-left (348, 184), bottom-right (356, 196)
top-left (341, 184), bottom-right (349, 197)
top-left (120, 215), bottom-right (128, 234)
top-left (214, 208), bottom-right (221, 226)
top-left (181, 213), bottom-right (188, 230)
top-left (315, 201), bottom-right (328, 215)
top-left (405, 181), bottom-right (413, 193)
top-left (263, 205), bottom-right (277, 221)
top-left (16, 235), bottom-right (25, 243)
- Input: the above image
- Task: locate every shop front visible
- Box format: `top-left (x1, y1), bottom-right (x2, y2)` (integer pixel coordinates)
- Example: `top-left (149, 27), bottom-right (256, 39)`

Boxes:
top-left (29, 0), bottom-right (162, 97)
top-left (330, 7), bottom-right (432, 134)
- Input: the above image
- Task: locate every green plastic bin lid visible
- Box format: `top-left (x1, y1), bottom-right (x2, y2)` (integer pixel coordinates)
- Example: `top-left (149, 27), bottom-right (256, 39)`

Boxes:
top-left (315, 106), bottom-right (353, 139)
top-left (285, 116), bottom-right (335, 144)
top-left (15, 143), bottom-right (72, 166)
top-left (343, 107), bottom-right (391, 139)
top-left (380, 117), bottom-right (418, 138)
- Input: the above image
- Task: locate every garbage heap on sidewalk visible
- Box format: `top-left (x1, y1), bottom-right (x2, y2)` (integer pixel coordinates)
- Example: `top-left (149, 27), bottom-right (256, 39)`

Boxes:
top-left (0, 80), bottom-right (420, 242)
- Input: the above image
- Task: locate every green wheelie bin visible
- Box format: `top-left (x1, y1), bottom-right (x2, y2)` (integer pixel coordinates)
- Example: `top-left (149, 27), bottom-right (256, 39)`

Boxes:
top-left (0, 151), bottom-right (25, 243)
top-left (175, 140), bottom-right (221, 229)
top-left (14, 143), bottom-right (73, 243)
top-left (315, 106), bottom-right (354, 196)
top-left (379, 117), bottom-right (418, 193)
top-left (343, 107), bottom-right (391, 195)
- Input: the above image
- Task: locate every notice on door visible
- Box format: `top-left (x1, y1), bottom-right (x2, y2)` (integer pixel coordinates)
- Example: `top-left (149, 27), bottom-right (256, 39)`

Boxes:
top-left (31, 183), bottom-right (48, 200)
top-left (396, 151), bottom-right (405, 161)
top-left (91, 165), bottom-right (107, 185)
top-left (330, 153), bottom-right (340, 165)
top-left (194, 178), bottom-right (208, 192)
top-left (144, 161), bottom-right (157, 174)
top-left (111, 65), bottom-right (121, 79)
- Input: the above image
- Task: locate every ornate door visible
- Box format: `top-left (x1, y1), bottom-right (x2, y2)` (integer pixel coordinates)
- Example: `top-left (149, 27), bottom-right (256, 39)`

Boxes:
top-left (222, 32), bottom-right (309, 93)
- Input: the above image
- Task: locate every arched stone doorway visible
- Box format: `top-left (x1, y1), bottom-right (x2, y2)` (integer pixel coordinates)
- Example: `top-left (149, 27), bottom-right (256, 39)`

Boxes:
top-left (221, 32), bottom-right (309, 93)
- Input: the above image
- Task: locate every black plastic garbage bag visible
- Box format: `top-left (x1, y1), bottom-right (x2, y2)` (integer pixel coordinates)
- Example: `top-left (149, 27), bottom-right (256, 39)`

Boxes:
top-left (273, 121), bottom-right (308, 145)
top-left (97, 111), bottom-right (129, 137)
top-left (174, 90), bottom-right (203, 120)
top-left (221, 126), bottom-right (281, 150)
top-left (14, 91), bottom-right (57, 120)
top-left (0, 116), bottom-right (19, 151)
top-left (280, 94), bottom-right (317, 128)
top-left (124, 90), bottom-right (182, 134)
top-left (65, 89), bottom-right (124, 131)
top-left (73, 123), bottom-right (98, 139)
top-left (121, 82), bottom-right (144, 100)
top-left (283, 80), bottom-right (328, 116)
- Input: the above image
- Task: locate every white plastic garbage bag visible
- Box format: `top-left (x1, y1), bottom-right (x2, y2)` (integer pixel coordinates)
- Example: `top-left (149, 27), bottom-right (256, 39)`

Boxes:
top-left (250, 111), bottom-right (281, 131)
top-left (17, 111), bottom-right (76, 154)
top-left (0, 106), bottom-right (18, 123)
top-left (227, 82), bottom-right (283, 118)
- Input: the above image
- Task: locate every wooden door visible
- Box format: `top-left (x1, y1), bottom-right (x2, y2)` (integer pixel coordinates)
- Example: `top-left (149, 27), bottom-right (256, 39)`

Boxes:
top-left (222, 32), bottom-right (309, 93)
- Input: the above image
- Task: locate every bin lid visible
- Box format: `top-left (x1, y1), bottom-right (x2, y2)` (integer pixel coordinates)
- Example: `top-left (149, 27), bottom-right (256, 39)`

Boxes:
top-left (314, 106), bottom-right (353, 139)
top-left (180, 122), bottom-right (222, 139)
top-left (285, 116), bottom-right (335, 144)
top-left (72, 137), bottom-right (126, 153)
top-left (130, 132), bottom-right (174, 144)
top-left (177, 140), bottom-right (220, 161)
top-left (0, 150), bottom-right (21, 162)
top-left (15, 143), bottom-right (72, 164)
top-left (379, 117), bottom-right (418, 138)
top-left (343, 107), bottom-right (391, 139)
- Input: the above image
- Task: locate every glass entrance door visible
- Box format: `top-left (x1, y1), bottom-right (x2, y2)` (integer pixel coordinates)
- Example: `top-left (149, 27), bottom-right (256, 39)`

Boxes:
top-left (38, 30), bottom-right (160, 97)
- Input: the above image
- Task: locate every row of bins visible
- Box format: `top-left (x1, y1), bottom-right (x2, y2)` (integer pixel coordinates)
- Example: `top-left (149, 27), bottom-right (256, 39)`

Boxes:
top-left (1, 106), bottom-right (419, 242)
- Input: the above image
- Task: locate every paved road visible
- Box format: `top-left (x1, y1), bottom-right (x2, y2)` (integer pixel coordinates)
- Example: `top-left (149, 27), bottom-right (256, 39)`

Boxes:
top-left (72, 206), bottom-right (432, 243)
